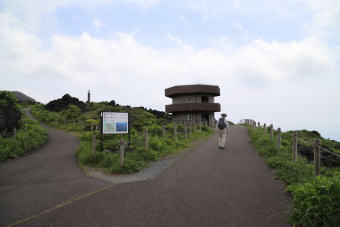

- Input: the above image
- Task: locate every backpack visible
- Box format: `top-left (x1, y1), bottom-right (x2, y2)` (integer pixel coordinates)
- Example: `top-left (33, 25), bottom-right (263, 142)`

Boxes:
top-left (218, 118), bottom-right (226, 129)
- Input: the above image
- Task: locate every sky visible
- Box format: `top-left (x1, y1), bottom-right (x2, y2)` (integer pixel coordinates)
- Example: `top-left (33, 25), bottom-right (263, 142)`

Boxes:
top-left (1, 0), bottom-right (340, 140)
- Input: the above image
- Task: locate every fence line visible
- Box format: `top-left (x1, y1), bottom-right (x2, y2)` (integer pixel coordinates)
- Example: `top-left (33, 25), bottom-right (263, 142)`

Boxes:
top-left (318, 145), bottom-right (340, 159)
top-left (252, 122), bottom-right (340, 176)
top-left (89, 122), bottom-right (206, 166)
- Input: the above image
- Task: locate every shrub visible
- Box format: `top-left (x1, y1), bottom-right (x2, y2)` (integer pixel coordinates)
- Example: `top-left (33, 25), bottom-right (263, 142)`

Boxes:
top-left (247, 126), bottom-right (340, 226)
top-left (288, 176), bottom-right (340, 226)
top-left (0, 91), bottom-right (22, 133)
top-left (46, 94), bottom-right (86, 112)
top-left (0, 116), bottom-right (47, 162)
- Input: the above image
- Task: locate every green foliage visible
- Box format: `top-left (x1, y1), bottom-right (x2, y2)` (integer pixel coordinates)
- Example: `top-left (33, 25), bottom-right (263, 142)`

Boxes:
top-left (76, 123), bottom-right (213, 174)
top-left (287, 176), bottom-right (340, 227)
top-left (31, 101), bottom-right (214, 174)
top-left (0, 91), bottom-right (22, 133)
top-left (45, 93), bottom-right (86, 112)
top-left (31, 104), bottom-right (84, 132)
top-left (62, 104), bottom-right (81, 122)
top-left (0, 116), bottom-right (48, 162)
top-left (248, 126), bottom-right (340, 226)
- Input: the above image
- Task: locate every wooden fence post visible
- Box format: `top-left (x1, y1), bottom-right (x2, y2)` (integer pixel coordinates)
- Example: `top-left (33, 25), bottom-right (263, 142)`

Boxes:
top-left (257, 122), bottom-right (260, 128)
top-left (145, 128), bottom-right (149, 152)
top-left (174, 123), bottom-right (177, 141)
top-left (162, 125), bottom-right (166, 138)
top-left (199, 121), bottom-right (202, 131)
top-left (277, 128), bottom-right (281, 150)
top-left (263, 123), bottom-right (267, 137)
top-left (189, 123), bottom-right (192, 135)
top-left (120, 138), bottom-right (124, 166)
top-left (314, 138), bottom-right (320, 176)
top-left (13, 128), bottom-right (17, 136)
top-left (91, 134), bottom-right (96, 153)
top-left (270, 124), bottom-right (273, 140)
top-left (293, 131), bottom-right (297, 162)
top-left (184, 123), bottom-right (188, 139)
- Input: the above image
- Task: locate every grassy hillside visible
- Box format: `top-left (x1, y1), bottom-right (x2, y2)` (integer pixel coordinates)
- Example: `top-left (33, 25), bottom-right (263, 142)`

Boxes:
top-left (247, 126), bottom-right (340, 226)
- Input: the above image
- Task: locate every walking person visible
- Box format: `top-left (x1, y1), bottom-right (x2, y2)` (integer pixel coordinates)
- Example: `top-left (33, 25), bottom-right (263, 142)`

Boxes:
top-left (216, 113), bottom-right (228, 149)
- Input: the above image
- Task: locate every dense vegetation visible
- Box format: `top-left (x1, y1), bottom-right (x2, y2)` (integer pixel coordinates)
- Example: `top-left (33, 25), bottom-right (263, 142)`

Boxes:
top-left (46, 94), bottom-right (86, 112)
top-left (0, 91), bottom-right (48, 162)
top-left (0, 91), bottom-right (22, 133)
top-left (247, 126), bottom-right (340, 226)
top-left (31, 96), bottom-right (214, 174)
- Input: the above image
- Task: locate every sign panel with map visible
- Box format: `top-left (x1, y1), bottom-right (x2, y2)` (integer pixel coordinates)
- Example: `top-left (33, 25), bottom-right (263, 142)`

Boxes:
top-left (102, 112), bottom-right (128, 134)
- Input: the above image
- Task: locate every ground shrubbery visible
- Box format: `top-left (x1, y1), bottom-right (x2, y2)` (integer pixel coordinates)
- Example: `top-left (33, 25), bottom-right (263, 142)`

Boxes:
top-left (248, 127), bottom-right (340, 226)
top-left (0, 91), bottom-right (48, 162)
top-left (0, 116), bottom-right (48, 161)
top-left (31, 100), bottom-right (214, 174)
top-left (0, 91), bottom-right (22, 133)
top-left (76, 124), bottom-right (212, 174)
top-left (45, 94), bottom-right (86, 112)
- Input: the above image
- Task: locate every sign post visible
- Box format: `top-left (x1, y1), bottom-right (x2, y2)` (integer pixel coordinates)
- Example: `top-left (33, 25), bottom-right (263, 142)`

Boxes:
top-left (100, 112), bottom-right (129, 152)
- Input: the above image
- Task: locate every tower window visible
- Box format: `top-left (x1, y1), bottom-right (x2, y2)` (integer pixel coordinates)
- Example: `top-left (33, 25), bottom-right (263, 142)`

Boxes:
top-left (201, 96), bottom-right (209, 103)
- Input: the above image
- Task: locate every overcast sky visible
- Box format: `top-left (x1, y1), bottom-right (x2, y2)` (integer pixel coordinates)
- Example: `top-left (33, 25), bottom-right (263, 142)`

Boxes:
top-left (1, 0), bottom-right (339, 140)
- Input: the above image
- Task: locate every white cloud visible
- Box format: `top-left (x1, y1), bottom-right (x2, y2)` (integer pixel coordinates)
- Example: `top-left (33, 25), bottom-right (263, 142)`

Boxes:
top-left (92, 18), bottom-right (103, 29)
top-left (294, 0), bottom-right (340, 36)
top-left (1, 9), bottom-right (335, 87)
top-left (1, 0), bottom-right (161, 31)
top-left (1, 3), bottom-right (340, 139)
top-left (125, 0), bottom-right (161, 8)
top-left (187, 0), bottom-right (303, 20)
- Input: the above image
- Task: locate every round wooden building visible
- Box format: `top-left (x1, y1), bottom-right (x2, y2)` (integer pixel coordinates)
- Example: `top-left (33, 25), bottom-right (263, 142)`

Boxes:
top-left (165, 84), bottom-right (221, 126)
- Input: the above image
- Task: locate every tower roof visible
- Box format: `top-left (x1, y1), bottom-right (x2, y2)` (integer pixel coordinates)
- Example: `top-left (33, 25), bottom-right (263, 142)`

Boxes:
top-left (165, 84), bottom-right (220, 97)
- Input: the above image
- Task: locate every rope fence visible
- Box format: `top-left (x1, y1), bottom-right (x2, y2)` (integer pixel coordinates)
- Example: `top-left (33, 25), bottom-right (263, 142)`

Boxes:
top-left (248, 121), bottom-right (340, 176)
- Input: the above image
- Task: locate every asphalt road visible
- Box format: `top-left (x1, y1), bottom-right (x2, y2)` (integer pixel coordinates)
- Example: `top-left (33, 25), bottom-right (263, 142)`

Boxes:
top-left (1, 124), bottom-right (290, 226)
top-left (0, 111), bottom-right (109, 226)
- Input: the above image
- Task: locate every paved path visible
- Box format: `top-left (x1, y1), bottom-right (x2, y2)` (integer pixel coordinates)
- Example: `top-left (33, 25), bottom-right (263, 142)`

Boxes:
top-left (2, 124), bottom-right (290, 226)
top-left (0, 111), bottom-right (109, 226)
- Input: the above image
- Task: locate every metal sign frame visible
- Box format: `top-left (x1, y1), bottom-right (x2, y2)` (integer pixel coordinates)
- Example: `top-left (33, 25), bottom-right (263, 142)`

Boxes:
top-left (99, 111), bottom-right (131, 152)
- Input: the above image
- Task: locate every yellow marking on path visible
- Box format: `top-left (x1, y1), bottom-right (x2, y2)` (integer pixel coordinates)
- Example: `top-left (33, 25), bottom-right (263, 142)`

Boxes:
top-left (7, 184), bottom-right (115, 227)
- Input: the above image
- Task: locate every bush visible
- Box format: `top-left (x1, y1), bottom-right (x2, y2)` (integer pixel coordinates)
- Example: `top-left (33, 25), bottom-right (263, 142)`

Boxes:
top-left (0, 91), bottom-right (22, 133)
top-left (76, 124), bottom-right (213, 174)
top-left (0, 117), bottom-right (47, 162)
top-left (46, 94), bottom-right (86, 112)
top-left (247, 126), bottom-right (340, 226)
top-left (288, 176), bottom-right (340, 226)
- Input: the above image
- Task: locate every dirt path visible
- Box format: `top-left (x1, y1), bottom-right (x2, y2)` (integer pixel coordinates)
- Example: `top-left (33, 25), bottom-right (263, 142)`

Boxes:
top-left (0, 110), bottom-right (109, 226)
top-left (8, 125), bottom-right (290, 227)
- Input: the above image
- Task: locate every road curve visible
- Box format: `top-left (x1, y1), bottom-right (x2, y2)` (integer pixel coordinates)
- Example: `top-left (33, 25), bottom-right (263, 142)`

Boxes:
top-left (10, 125), bottom-right (291, 227)
top-left (0, 110), bottom-right (109, 226)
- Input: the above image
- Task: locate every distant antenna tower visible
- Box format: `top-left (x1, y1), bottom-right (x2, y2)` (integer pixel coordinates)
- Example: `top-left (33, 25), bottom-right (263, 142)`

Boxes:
top-left (87, 90), bottom-right (90, 103)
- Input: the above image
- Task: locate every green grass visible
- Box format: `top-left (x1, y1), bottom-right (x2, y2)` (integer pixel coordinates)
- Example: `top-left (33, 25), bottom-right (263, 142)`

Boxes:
top-left (76, 124), bottom-right (214, 174)
top-left (31, 103), bottom-right (214, 174)
top-left (0, 115), bottom-right (48, 161)
top-left (248, 126), bottom-right (340, 226)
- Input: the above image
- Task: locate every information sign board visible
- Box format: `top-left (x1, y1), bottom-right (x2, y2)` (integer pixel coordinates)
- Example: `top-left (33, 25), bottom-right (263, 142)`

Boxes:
top-left (102, 112), bottom-right (128, 134)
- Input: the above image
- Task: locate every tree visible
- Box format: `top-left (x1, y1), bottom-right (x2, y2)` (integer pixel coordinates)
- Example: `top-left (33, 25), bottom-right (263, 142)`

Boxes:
top-left (63, 105), bottom-right (81, 125)
top-left (46, 94), bottom-right (86, 112)
top-left (0, 91), bottom-right (22, 134)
